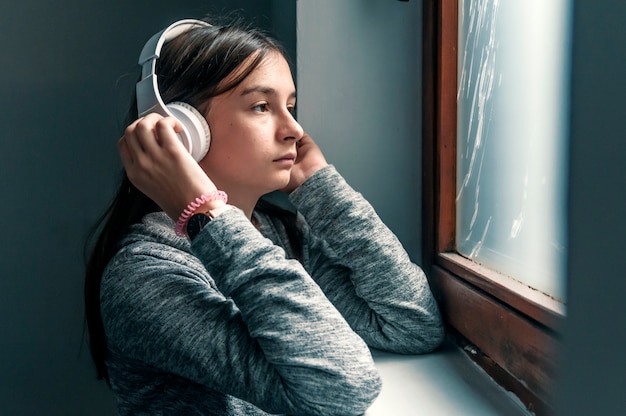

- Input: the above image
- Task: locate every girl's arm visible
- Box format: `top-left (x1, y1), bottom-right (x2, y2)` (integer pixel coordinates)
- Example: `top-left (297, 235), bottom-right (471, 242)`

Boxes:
top-left (289, 166), bottom-right (445, 354)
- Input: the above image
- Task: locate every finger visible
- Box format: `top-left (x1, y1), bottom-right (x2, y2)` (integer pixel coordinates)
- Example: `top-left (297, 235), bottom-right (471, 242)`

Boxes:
top-left (123, 116), bottom-right (152, 157)
top-left (154, 117), bottom-right (185, 150)
top-left (133, 114), bottom-right (167, 155)
top-left (117, 136), bottom-right (133, 166)
top-left (155, 118), bottom-right (193, 161)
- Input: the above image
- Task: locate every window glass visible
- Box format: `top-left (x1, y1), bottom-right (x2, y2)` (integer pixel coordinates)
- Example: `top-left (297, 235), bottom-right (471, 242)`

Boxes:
top-left (456, 0), bottom-right (572, 301)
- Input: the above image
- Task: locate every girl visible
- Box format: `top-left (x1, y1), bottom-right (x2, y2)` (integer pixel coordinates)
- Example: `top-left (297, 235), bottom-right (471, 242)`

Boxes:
top-left (85, 16), bottom-right (444, 416)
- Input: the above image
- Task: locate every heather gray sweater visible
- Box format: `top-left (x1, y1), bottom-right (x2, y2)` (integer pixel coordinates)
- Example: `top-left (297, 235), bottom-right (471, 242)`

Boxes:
top-left (101, 165), bottom-right (444, 415)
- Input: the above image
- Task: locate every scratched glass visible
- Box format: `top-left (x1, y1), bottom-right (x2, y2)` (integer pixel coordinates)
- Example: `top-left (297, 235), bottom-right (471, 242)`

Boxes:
top-left (456, 0), bottom-right (572, 301)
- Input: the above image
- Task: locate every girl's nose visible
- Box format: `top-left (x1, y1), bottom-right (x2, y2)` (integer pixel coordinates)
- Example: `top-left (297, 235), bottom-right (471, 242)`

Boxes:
top-left (280, 111), bottom-right (304, 142)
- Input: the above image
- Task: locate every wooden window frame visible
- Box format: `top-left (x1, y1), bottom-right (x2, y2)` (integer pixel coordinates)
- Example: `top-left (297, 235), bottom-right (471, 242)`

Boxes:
top-left (422, 1), bottom-right (565, 414)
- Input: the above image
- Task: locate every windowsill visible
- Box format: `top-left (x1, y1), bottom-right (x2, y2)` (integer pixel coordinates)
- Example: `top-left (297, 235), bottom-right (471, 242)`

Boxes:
top-left (366, 339), bottom-right (531, 415)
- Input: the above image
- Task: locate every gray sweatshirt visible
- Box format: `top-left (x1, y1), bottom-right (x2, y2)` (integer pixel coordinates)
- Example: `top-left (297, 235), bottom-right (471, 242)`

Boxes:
top-left (101, 165), bottom-right (444, 415)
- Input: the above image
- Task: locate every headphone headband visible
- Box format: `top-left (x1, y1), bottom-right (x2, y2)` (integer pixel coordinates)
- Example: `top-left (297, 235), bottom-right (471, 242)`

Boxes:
top-left (138, 19), bottom-right (211, 78)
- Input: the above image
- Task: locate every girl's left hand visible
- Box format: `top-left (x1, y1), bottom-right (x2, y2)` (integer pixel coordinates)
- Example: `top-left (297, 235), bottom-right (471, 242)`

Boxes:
top-left (282, 133), bottom-right (328, 193)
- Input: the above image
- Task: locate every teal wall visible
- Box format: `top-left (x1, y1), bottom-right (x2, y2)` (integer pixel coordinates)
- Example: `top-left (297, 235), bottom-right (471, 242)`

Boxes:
top-left (297, 0), bottom-right (424, 261)
top-left (556, 1), bottom-right (626, 415)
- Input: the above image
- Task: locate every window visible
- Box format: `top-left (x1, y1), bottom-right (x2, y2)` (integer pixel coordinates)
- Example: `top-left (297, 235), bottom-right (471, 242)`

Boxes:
top-left (422, 0), bottom-right (569, 414)
top-left (456, 0), bottom-right (570, 302)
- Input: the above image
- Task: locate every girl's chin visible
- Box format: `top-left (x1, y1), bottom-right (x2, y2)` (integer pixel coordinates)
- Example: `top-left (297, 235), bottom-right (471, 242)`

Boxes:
top-left (252, 173), bottom-right (290, 195)
top-left (272, 174), bottom-right (292, 192)
top-left (273, 177), bottom-right (292, 192)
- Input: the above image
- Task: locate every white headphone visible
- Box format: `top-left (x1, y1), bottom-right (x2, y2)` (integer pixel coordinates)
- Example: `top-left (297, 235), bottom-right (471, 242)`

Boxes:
top-left (136, 19), bottom-right (212, 162)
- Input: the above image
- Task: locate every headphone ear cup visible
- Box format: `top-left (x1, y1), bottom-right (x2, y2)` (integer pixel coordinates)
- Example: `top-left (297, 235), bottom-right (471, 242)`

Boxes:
top-left (166, 102), bottom-right (211, 162)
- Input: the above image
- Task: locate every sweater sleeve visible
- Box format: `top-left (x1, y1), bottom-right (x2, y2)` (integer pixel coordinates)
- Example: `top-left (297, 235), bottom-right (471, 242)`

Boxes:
top-left (101, 209), bottom-right (381, 416)
top-left (288, 165), bottom-right (445, 354)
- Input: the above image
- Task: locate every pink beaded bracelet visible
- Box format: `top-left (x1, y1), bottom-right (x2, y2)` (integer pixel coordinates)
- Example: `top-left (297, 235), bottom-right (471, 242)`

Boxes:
top-left (174, 190), bottom-right (228, 236)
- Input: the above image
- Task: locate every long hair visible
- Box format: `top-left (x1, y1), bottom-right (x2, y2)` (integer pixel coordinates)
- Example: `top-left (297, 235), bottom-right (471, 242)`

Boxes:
top-left (84, 17), bottom-right (286, 382)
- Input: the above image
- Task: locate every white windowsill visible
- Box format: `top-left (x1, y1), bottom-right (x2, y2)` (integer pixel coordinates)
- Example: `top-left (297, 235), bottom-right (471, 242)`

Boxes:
top-left (366, 340), bottom-right (531, 415)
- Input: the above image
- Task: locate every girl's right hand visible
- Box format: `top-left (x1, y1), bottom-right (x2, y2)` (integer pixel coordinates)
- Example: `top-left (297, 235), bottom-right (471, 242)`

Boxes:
top-left (118, 113), bottom-right (219, 221)
top-left (281, 133), bottom-right (328, 193)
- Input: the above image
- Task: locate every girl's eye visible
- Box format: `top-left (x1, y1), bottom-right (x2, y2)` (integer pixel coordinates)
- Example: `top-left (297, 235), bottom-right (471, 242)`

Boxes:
top-left (287, 105), bottom-right (296, 115)
top-left (253, 103), bottom-right (269, 112)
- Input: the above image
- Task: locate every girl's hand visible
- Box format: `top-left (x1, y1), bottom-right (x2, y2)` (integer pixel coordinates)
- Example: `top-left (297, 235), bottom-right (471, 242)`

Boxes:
top-left (282, 133), bottom-right (328, 193)
top-left (118, 113), bottom-right (219, 221)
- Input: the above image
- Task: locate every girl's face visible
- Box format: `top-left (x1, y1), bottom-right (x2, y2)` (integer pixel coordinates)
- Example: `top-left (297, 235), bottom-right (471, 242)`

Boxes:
top-left (200, 51), bottom-right (304, 202)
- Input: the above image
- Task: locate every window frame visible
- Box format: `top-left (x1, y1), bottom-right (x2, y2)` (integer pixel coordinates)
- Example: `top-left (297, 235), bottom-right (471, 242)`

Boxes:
top-left (422, 1), bottom-right (565, 414)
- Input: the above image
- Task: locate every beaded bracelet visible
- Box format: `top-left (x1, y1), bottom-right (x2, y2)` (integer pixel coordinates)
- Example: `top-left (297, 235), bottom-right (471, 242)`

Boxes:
top-left (174, 190), bottom-right (228, 236)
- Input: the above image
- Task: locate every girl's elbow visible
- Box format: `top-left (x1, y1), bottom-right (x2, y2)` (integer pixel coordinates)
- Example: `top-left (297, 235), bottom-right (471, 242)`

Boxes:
top-left (346, 367), bottom-right (383, 414)
top-left (287, 365), bottom-right (382, 415)
top-left (369, 311), bottom-right (446, 354)
top-left (317, 368), bottom-right (382, 415)
top-left (418, 318), bottom-right (446, 353)
top-left (409, 311), bottom-right (446, 354)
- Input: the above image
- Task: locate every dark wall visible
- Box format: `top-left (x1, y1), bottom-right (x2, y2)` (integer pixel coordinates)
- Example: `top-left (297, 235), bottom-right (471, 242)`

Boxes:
top-left (0, 1), bottom-right (294, 414)
top-left (556, 1), bottom-right (626, 415)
